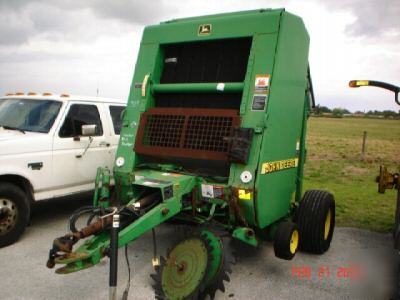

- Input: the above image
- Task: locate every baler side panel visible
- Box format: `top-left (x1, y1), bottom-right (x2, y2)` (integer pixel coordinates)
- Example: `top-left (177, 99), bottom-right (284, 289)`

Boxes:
top-left (229, 32), bottom-right (279, 226)
top-left (255, 12), bottom-right (310, 228)
top-left (114, 42), bottom-right (163, 200)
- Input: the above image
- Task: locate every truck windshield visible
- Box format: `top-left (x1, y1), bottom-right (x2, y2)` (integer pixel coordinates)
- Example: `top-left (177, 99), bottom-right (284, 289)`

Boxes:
top-left (0, 98), bottom-right (62, 133)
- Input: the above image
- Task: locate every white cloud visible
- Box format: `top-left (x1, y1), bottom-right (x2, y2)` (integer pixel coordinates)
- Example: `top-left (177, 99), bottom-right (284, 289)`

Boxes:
top-left (0, 0), bottom-right (399, 111)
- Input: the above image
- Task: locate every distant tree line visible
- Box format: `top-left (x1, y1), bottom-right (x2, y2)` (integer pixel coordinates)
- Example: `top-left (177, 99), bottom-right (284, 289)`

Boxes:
top-left (313, 105), bottom-right (400, 119)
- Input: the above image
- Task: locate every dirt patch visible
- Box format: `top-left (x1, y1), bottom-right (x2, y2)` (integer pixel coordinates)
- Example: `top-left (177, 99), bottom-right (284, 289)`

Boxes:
top-left (343, 165), bottom-right (368, 176)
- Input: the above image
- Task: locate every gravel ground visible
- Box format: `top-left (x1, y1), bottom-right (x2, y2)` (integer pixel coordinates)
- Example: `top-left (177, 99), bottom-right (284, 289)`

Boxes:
top-left (0, 196), bottom-right (397, 300)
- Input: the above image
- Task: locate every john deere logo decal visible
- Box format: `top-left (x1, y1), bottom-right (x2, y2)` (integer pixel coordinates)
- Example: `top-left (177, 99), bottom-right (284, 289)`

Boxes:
top-left (198, 24), bottom-right (211, 35)
top-left (261, 158), bottom-right (299, 174)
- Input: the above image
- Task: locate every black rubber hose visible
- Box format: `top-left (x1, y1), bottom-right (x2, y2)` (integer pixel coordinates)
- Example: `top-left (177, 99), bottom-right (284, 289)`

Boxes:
top-left (69, 206), bottom-right (113, 233)
top-left (69, 206), bottom-right (97, 233)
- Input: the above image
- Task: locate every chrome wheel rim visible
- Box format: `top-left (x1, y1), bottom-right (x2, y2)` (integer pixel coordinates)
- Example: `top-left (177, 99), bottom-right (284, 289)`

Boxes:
top-left (0, 198), bottom-right (18, 235)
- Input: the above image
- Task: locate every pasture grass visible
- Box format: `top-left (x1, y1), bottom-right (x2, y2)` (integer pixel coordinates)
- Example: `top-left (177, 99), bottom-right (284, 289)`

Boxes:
top-left (304, 117), bottom-right (400, 232)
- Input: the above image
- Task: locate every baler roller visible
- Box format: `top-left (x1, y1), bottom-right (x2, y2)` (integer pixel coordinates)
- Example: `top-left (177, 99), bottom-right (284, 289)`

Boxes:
top-left (152, 82), bottom-right (244, 94)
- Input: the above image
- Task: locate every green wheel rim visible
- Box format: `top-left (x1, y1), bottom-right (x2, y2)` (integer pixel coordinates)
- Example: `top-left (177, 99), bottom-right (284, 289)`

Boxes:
top-left (161, 238), bottom-right (208, 299)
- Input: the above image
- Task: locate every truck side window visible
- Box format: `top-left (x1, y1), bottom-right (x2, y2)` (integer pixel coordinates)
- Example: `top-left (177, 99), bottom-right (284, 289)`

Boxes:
top-left (59, 104), bottom-right (103, 138)
top-left (109, 106), bottom-right (125, 135)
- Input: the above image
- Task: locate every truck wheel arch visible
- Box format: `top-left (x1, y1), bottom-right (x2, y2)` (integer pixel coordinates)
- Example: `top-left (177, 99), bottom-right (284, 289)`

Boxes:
top-left (0, 175), bottom-right (34, 204)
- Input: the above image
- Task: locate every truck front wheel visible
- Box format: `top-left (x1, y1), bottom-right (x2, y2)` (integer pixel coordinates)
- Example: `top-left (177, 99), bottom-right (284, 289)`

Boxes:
top-left (0, 183), bottom-right (30, 247)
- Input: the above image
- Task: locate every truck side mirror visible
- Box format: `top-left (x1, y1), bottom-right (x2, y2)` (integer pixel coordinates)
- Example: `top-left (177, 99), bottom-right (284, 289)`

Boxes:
top-left (75, 125), bottom-right (97, 158)
top-left (81, 124), bottom-right (97, 137)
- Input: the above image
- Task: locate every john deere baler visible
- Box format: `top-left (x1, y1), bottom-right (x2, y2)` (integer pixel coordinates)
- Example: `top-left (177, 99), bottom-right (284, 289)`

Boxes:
top-left (47, 9), bottom-right (335, 300)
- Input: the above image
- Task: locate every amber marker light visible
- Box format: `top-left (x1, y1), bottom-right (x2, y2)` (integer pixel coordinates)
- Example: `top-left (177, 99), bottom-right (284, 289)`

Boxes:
top-left (349, 80), bottom-right (369, 88)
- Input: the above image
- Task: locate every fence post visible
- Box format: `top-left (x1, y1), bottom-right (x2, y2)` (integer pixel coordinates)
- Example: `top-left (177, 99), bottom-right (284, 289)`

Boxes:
top-left (361, 131), bottom-right (367, 160)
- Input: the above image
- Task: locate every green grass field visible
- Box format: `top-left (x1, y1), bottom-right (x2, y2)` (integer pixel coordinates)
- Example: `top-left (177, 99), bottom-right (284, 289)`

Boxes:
top-left (304, 117), bottom-right (400, 232)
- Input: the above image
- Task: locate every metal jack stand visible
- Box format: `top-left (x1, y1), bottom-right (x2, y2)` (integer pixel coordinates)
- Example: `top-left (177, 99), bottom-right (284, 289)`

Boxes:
top-left (109, 214), bottom-right (120, 300)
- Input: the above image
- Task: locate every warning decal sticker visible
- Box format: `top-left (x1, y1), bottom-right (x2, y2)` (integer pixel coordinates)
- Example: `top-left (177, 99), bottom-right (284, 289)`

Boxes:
top-left (254, 74), bottom-right (270, 93)
top-left (251, 94), bottom-right (267, 111)
top-left (201, 184), bottom-right (214, 198)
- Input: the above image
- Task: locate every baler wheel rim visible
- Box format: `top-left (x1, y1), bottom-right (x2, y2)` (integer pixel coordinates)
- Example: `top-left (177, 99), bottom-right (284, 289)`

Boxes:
top-left (289, 229), bottom-right (299, 254)
top-left (324, 209), bottom-right (332, 240)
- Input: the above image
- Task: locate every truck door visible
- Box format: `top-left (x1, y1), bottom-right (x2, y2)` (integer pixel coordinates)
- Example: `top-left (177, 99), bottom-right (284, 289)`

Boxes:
top-left (52, 102), bottom-right (111, 195)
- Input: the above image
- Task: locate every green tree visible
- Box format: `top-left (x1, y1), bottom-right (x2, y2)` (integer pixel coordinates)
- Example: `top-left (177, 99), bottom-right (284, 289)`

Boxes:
top-left (332, 108), bottom-right (344, 118)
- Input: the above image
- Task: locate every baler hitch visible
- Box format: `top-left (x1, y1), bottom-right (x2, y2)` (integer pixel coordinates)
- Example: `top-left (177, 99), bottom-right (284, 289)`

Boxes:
top-left (47, 191), bottom-right (164, 269)
top-left (47, 211), bottom-right (114, 268)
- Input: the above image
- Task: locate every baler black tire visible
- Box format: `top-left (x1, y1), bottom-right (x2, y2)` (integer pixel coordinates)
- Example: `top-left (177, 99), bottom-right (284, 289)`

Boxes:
top-left (296, 190), bottom-right (335, 254)
top-left (0, 183), bottom-right (30, 247)
top-left (395, 262), bottom-right (400, 300)
top-left (274, 221), bottom-right (299, 260)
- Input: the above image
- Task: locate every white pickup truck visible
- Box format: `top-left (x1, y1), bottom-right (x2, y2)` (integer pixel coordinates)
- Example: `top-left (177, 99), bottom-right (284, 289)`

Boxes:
top-left (0, 93), bottom-right (126, 246)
